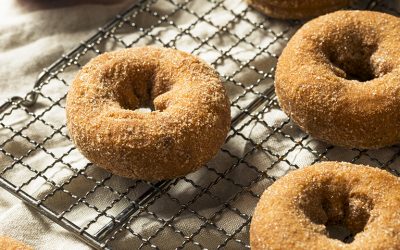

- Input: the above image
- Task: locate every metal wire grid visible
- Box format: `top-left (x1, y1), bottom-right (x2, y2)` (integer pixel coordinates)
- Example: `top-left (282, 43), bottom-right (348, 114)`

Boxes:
top-left (0, 0), bottom-right (399, 249)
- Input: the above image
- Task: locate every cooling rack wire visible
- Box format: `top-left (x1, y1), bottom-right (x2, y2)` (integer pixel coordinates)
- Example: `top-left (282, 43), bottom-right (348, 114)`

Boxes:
top-left (0, 0), bottom-right (399, 249)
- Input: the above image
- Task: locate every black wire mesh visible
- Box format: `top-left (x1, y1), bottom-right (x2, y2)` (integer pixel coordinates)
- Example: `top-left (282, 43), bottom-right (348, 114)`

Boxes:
top-left (0, 0), bottom-right (399, 249)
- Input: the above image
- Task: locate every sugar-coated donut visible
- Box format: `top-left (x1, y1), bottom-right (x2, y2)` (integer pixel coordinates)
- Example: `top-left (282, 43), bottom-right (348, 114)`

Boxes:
top-left (66, 47), bottom-right (231, 180)
top-left (246, 0), bottom-right (350, 19)
top-left (0, 236), bottom-right (32, 250)
top-left (275, 11), bottom-right (400, 149)
top-left (251, 161), bottom-right (400, 250)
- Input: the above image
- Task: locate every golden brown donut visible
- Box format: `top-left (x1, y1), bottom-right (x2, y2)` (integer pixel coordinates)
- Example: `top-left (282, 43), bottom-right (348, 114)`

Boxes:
top-left (66, 47), bottom-right (231, 180)
top-left (250, 162), bottom-right (400, 250)
top-left (275, 11), bottom-right (400, 149)
top-left (246, 0), bottom-right (350, 19)
top-left (0, 236), bottom-right (32, 250)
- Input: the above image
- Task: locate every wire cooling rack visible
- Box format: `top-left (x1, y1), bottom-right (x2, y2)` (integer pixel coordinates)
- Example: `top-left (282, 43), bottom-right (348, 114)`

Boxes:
top-left (1, 0), bottom-right (400, 249)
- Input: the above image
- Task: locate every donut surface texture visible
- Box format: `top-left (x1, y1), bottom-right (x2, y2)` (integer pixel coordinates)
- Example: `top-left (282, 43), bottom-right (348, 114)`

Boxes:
top-left (0, 236), bottom-right (32, 250)
top-left (275, 10), bottom-right (400, 149)
top-left (246, 0), bottom-right (350, 19)
top-left (250, 161), bottom-right (400, 250)
top-left (66, 47), bottom-right (231, 180)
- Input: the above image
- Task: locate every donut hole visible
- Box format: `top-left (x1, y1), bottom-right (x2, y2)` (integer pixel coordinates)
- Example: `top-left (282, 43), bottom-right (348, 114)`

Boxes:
top-left (322, 28), bottom-right (385, 82)
top-left (121, 92), bottom-right (157, 113)
top-left (300, 185), bottom-right (373, 244)
top-left (115, 67), bottom-right (168, 113)
top-left (327, 42), bottom-right (378, 82)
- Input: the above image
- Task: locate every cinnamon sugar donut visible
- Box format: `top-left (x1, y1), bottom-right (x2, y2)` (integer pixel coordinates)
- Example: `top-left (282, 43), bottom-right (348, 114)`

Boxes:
top-left (246, 0), bottom-right (350, 19)
top-left (251, 162), bottom-right (400, 250)
top-left (0, 236), bottom-right (32, 250)
top-left (275, 11), bottom-right (400, 149)
top-left (66, 47), bottom-right (231, 180)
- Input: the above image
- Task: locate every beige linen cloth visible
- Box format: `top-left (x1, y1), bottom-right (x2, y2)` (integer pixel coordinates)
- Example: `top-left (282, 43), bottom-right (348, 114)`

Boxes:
top-left (0, 1), bottom-right (134, 249)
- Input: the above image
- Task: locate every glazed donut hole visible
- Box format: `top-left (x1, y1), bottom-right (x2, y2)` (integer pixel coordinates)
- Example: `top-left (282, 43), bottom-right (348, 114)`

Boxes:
top-left (299, 182), bottom-right (373, 243)
top-left (321, 30), bottom-right (391, 82)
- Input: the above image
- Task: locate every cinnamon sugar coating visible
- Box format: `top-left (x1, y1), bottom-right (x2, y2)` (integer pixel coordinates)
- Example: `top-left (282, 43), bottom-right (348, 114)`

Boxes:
top-left (66, 47), bottom-right (231, 180)
top-left (275, 11), bottom-right (400, 149)
top-left (250, 162), bottom-right (400, 250)
top-left (246, 0), bottom-right (350, 20)
top-left (0, 236), bottom-right (32, 250)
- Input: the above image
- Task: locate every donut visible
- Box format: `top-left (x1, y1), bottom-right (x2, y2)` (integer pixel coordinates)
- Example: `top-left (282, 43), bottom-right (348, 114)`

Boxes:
top-left (66, 47), bottom-right (231, 180)
top-left (250, 161), bottom-right (400, 250)
top-left (0, 236), bottom-right (32, 250)
top-left (246, 0), bottom-right (350, 20)
top-left (275, 11), bottom-right (400, 149)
